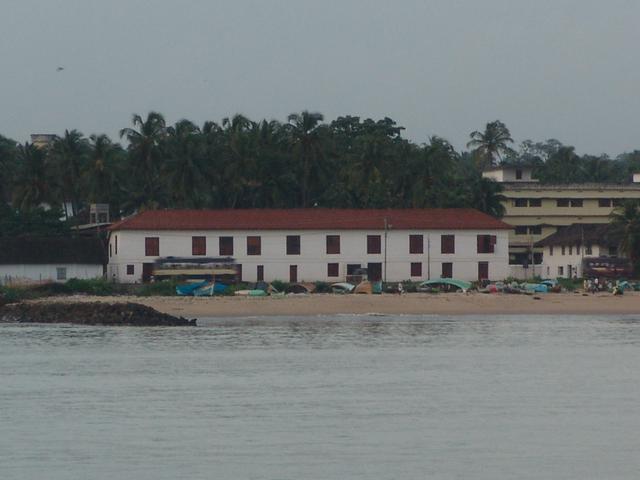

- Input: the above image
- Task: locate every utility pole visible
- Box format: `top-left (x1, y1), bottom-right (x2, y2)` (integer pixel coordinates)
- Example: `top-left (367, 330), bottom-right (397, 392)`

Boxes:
top-left (384, 217), bottom-right (388, 284)
top-left (427, 235), bottom-right (431, 280)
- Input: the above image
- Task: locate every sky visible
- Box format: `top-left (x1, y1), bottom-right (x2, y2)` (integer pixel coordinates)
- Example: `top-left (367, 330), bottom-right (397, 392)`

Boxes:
top-left (1, 0), bottom-right (639, 155)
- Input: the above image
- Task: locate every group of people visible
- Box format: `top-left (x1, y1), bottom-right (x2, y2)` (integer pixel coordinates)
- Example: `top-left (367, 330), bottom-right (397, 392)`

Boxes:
top-left (583, 278), bottom-right (624, 295)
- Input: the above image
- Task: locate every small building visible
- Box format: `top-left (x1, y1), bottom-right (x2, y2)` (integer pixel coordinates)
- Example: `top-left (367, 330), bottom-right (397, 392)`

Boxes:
top-left (482, 165), bottom-right (640, 279)
top-left (107, 209), bottom-right (511, 283)
top-left (482, 165), bottom-right (537, 183)
top-left (536, 224), bottom-right (623, 278)
top-left (0, 237), bottom-right (105, 286)
top-left (30, 134), bottom-right (57, 150)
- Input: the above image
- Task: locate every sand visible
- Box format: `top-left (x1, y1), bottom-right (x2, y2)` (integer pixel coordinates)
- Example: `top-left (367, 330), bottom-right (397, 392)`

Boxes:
top-left (29, 292), bottom-right (640, 317)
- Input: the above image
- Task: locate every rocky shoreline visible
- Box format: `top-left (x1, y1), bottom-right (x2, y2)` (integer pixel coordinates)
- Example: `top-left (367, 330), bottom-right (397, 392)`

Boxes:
top-left (0, 302), bottom-right (197, 326)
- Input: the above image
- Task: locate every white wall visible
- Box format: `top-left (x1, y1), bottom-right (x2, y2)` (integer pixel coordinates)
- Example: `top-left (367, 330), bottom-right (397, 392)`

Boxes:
top-left (108, 229), bottom-right (510, 283)
top-left (482, 167), bottom-right (535, 183)
top-left (541, 245), bottom-right (605, 278)
top-left (0, 264), bottom-right (104, 286)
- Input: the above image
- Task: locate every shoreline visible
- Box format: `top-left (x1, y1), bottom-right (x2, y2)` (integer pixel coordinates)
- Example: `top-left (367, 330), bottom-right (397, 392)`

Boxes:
top-left (21, 292), bottom-right (640, 317)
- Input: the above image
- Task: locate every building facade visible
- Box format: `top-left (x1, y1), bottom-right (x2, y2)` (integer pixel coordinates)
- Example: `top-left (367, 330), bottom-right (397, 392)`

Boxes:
top-left (0, 237), bottom-right (105, 286)
top-left (537, 224), bottom-right (624, 278)
top-left (482, 166), bottom-right (640, 278)
top-left (107, 209), bottom-right (511, 283)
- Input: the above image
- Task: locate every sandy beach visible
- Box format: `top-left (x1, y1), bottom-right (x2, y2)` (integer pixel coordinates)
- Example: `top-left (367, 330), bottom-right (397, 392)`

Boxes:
top-left (27, 291), bottom-right (640, 317)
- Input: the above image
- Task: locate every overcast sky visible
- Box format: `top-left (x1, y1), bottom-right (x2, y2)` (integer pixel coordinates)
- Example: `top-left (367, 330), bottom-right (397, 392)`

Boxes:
top-left (1, 0), bottom-right (639, 155)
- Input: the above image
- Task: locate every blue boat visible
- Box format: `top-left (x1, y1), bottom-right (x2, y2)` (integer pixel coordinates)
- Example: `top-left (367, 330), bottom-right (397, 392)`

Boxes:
top-left (176, 281), bottom-right (208, 296)
top-left (193, 282), bottom-right (228, 296)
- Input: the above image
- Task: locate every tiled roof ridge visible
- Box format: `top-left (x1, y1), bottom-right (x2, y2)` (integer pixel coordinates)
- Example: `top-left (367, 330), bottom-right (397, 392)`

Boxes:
top-left (110, 208), bottom-right (511, 231)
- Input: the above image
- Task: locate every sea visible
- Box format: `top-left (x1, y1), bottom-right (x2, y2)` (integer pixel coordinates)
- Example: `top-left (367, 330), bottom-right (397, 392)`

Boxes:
top-left (1, 314), bottom-right (640, 479)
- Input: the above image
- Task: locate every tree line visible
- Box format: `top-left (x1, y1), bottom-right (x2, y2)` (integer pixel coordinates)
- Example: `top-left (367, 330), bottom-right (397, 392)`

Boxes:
top-left (1, 113), bottom-right (640, 231)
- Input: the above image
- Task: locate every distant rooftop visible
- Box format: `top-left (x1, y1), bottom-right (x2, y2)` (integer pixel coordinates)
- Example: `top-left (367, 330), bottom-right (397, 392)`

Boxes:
top-left (536, 224), bottom-right (621, 248)
top-left (501, 182), bottom-right (640, 190)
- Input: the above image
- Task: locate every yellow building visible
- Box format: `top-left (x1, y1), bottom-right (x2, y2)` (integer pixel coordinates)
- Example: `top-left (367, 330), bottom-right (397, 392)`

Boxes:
top-left (482, 166), bottom-right (640, 278)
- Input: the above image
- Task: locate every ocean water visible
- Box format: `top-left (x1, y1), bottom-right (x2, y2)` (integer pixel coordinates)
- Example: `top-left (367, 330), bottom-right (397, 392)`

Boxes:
top-left (1, 315), bottom-right (640, 480)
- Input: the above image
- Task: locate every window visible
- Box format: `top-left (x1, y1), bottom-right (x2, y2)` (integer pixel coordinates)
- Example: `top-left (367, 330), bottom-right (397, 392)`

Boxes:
top-left (145, 237), bottom-right (159, 256)
top-left (528, 198), bottom-right (541, 207)
top-left (441, 235), bottom-right (455, 254)
top-left (346, 264), bottom-right (361, 275)
top-left (612, 199), bottom-right (624, 207)
top-left (478, 262), bottom-right (489, 281)
top-left (115, 235), bottom-right (118, 255)
top-left (575, 245), bottom-right (580, 255)
top-left (219, 236), bottom-right (233, 256)
top-left (515, 168), bottom-right (523, 180)
top-left (109, 243), bottom-right (112, 258)
top-left (549, 246), bottom-right (554, 256)
top-left (477, 235), bottom-right (496, 254)
top-left (410, 262), bottom-right (422, 277)
top-left (126, 264), bottom-right (134, 275)
top-left (409, 234), bottom-right (423, 254)
top-left (561, 246), bottom-right (566, 255)
top-left (192, 236), bottom-right (206, 256)
top-left (533, 252), bottom-right (543, 264)
top-left (557, 199), bottom-right (569, 207)
top-left (237, 264), bottom-right (242, 282)
top-left (514, 198), bottom-right (528, 207)
top-left (286, 235), bottom-right (300, 255)
top-left (529, 226), bottom-right (542, 235)
top-left (289, 265), bottom-right (298, 283)
top-left (257, 265), bottom-right (264, 282)
top-left (570, 199), bottom-right (583, 207)
top-left (515, 226), bottom-right (528, 235)
top-left (598, 198), bottom-right (612, 208)
top-left (558, 266), bottom-right (564, 276)
top-left (326, 235), bottom-right (340, 254)
top-left (56, 267), bottom-right (67, 281)
top-left (586, 244), bottom-right (593, 255)
top-left (441, 262), bottom-right (453, 278)
top-left (367, 262), bottom-right (382, 281)
top-left (247, 236), bottom-right (261, 255)
top-left (608, 246), bottom-right (618, 257)
top-left (327, 263), bottom-right (339, 277)
top-left (568, 246), bottom-right (572, 255)
top-left (367, 235), bottom-right (381, 254)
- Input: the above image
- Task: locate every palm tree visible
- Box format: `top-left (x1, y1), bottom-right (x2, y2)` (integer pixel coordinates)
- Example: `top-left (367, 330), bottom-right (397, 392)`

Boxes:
top-left (468, 176), bottom-right (507, 218)
top-left (287, 111), bottom-right (325, 207)
top-left (12, 143), bottom-right (52, 211)
top-left (467, 120), bottom-right (514, 170)
top-left (0, 134), bottom-right (17, 203)
top-left (163, 119), bottom-right (205, 208)
top-left (610, 200), bottom-right (640, 271)
top-left (49, 129), bottom-right (89, 218)
top-left (119, 112), bottom-right (167, 209)
top-left (84, 134), bottom-right (118, 204)
top-left (220, 114), bottom-right (256, 208)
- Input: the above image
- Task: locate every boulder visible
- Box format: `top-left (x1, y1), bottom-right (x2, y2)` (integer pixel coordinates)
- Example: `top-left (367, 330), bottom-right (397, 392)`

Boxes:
top-left (0, 302), bottom-right (196, 326)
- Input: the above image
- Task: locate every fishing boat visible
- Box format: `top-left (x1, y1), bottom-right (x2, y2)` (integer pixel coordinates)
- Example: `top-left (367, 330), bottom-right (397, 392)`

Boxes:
top-left (154, 256), bottom-right (238, 281)
top-left (418, 278), bottom-right (472, 293)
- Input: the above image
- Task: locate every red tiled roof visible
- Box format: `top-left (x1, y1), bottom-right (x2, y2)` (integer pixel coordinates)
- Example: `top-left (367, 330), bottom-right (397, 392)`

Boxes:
top-left (110, 209), bottom-right (510, 231)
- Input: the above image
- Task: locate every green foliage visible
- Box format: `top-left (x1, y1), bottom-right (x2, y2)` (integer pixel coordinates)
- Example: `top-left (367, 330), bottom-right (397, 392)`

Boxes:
top-left (135, 279), bottom-right (180, 297)
top-left (1, 114), bottom-right (639, 219)
top-left (270, 280), bottom-right (290, 293)
top-left (314, 281), bottom-right (332, 293)
top-left (0, 285), bottom-right (30, 303)
top-left (64, 278), bottom-right (117, 295)
top-left (557, 277), bottom-right (583, 291)
top-left (610, 200), bottom-right (640, 273)
top-left (0, 204), bottom-right (69, 237)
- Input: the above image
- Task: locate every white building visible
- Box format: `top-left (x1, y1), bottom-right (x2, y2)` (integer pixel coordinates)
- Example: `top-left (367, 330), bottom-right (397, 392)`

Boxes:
top-left (537, 223), bottom-right (623, 278)
top-left (0, 237), bottom-right (105, 286)
top-left (107, 209), bottom-right (510, 284)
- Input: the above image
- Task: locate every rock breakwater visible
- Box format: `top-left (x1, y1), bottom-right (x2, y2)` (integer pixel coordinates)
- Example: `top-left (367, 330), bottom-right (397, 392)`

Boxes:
top-left (0, 302), bottom-right (197, 326)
